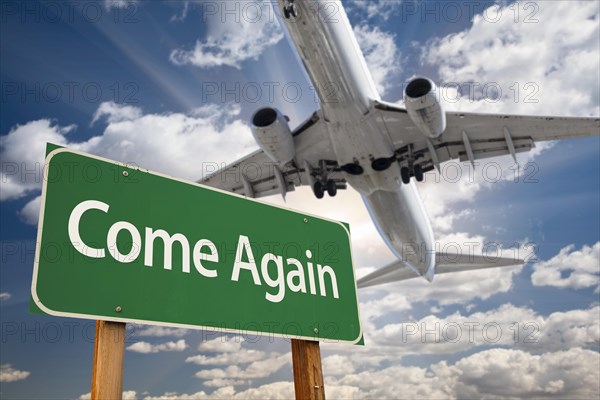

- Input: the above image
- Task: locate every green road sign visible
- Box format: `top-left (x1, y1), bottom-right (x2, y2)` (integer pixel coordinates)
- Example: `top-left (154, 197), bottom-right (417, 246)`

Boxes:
top-left (31, 146), bottom-right (362, 344)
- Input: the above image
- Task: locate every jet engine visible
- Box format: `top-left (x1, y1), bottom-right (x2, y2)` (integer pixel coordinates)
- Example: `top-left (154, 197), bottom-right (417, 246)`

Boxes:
top-left (251, 107), bottom-right (296, 165)
top-left (404, 77), bottom-right (446, 138)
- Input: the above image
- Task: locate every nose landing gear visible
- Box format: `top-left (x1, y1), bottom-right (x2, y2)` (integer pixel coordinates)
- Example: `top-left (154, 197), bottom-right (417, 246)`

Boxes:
top-left (401, 164), bottom-right (424, 184)
top-left (306, 160), bottom-right (344, 199)
top-left (312, 179), bottom-right (338, 199)
top-left (326, 180), bottom-right (337, 197)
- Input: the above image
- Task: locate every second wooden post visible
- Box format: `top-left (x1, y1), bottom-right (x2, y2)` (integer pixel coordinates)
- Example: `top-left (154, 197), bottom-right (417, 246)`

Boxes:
top-left (291, 339), bottom-right (325, 400)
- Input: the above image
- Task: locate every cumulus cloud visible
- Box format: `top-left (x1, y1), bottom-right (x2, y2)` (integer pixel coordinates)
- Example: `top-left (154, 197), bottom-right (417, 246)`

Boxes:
top-left (170, 1), bottom-right (190, 23)
top-left (91, 102), bottom-right (143, 125)
top-left (170, 1), bottom-right (283, 69)
top-left (103, 0), bottom-right (137, 11)
top-left (422, 1), bottom-right (600, 116)
top-left (417, 155), bottom-right (551, 233)
top-left (99, 347), bottom-right (599, 399)
top-left (322, 354), bottom-right (356, 376)
top-left (132, 325), bottom-right (190, 338)
top-left (532, 242), bottom-right (600, 291)
top-left (370, 260), bottom-right (521, 306)
top-left (354, 24), bottom-right (401, 95)
top-left (348, 0), bottom-right (400, 21)
top-left (446, 347), bottom-right (599, 399)
top-left (18, 195), bottom-right (41, 225)
top-left (194, 352), bottom-right (290, 387)
top-left (186, 349), bottom-right (266, 366)
top-left (140, 382), bottom-right (294, 400)
top-left (328, 347), bottom-right (599, 399)
top-left (79, 390), bottom-right (137, 400)
top-left (368, 304), bottom-right (600, 355)
top-left (197, 336), bottom-right (245, 353)
top-left (126, 339), bottom-right (187, 354)
top-left (0, 364), bottom-right (30, 382)
top-left (0, 120), bottom-right (73, 201)
top-left (1, 102), bottom-right (256, 224)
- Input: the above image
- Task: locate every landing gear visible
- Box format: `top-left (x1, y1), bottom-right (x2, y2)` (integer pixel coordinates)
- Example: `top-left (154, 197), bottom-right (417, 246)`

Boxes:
top-left (400, 164), bottom-right (424, 184)
top-left (414, 164), bottom-right (424, 182)
top-left (400, 166), bottom-right (411, 184)
top-left (283, 1), bottom-right (297, 19)
top-left (313, 181), bottom-right (324, 199)
top-left (306, 160), bottom-right (346, 200)
top-left (326, 180), bottom-right (337, 197)
top-left (312, 180), bottom-right (338, 199)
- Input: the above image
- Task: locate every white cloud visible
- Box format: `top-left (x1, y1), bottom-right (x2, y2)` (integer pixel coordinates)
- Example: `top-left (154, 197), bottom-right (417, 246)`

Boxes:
top-left (354, 24), bottom-right (401, 95)
top-left (423, 1), bottom-right (600, 116)
top-left (133, 347), bottom-right (600, 399)
top-left (356, 234), bottom-right (528, 313)
top-left (348, 0), bottom-right (400, 21)
top-left (327, 347), bottom-right (599, 399)
top-left (322, 354), bottom-right (356, 376)
top-left (170, 1), bottom-right (190, 23)
top-left (103, 0), bottom-right (137, 11)
top-left (79, 390), bottom-right (137, 400)
top-left (447, 347), bottom-right (599, 399)
top-left (1, 102), bottom-right (256, 225)
top-left (91, 102), bottom-right (143, 125)
top-left (141, 382), bottom-right (294, 400)
top-left (203, 379), bottom-right (248, 388)
top-left (0, 364), bottom-right (30, 382)
top-left (170, 1), bottom-right (283, 69)
top-left (126, 339), bottom-right (187, 354)
top-left (382, 263), bottom-right (521, 306)
top-left (186, 349), bottom-right (266, 366)
top-left (197, 336), bottom-right (245, 353)
top-left (532, 242), bottom-right (600, 291)
top-left (0, 292), bottom-right (11, 302)
top-left (146, 348), bottom-right (600, 400)
top-left (368, 304), bottom-right (600, 355)
top-left (133, 325), bottom-right (189, 338)
top-left (194, 352), bottom-right (290, 382)
top-left (18, 195), bottom-right (41, 225)
top-left (0, 120), bottom-right (73, 201)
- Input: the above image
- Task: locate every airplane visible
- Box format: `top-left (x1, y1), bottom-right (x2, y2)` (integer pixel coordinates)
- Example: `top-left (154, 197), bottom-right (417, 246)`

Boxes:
top-left (200, 0), bottom-right (600, 288)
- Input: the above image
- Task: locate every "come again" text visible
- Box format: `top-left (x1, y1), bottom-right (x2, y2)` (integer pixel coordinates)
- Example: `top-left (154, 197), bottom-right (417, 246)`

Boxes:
top-left (67, 200), bottom-right (340, 304)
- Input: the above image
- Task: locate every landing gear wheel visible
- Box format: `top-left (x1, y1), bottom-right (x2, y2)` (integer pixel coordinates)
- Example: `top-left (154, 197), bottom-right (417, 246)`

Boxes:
top-left (414, 164), bottom-right (424, 182)
top-left (401, 167), bottom-right (411, 184)
top-left (313, 181), bottom-right (325, 199)
top-left (326, 180), bottom-right (337, 197)
top-left (283, 6), bottom-right (290, 19)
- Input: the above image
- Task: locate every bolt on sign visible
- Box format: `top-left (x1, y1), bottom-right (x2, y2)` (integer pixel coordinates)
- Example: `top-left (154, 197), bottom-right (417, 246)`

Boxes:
top-left (31, 145), bottom-right (362, 344)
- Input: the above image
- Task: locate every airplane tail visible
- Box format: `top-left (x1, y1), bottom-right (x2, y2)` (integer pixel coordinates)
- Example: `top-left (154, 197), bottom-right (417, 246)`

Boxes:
top-left (357, 252), bottom-right (523, 289)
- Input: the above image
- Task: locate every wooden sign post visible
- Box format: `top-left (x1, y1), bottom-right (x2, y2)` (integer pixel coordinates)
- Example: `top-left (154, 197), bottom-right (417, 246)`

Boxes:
top-left (291, 339), bottom-right (325, 400)
top-left (91, 321), bottom-right (126, 400)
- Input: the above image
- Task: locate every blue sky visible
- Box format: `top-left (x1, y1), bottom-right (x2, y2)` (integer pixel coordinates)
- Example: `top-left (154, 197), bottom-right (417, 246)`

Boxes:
top-left (1, 1), bottom-right (599, 398)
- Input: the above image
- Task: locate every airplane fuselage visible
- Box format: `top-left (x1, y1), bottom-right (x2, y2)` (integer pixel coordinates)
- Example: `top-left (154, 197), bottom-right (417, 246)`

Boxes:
top-left (278, 0), bottom-right (436, 278)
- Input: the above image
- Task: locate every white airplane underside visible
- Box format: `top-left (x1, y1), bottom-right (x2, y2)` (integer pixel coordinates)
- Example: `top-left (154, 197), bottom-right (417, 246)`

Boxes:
top-left (200, 0), bottom-right (600, 287)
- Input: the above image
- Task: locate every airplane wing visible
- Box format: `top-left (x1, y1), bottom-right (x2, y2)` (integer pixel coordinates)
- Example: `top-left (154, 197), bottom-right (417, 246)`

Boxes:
top-left (373, 100), bottom-right (600, 175)
top-left (199, 112), bottom-right (346, 198)
top-left (357, 252), bottom-right (523, 289)
top-left (201, 100), bottom-right (599, 196)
